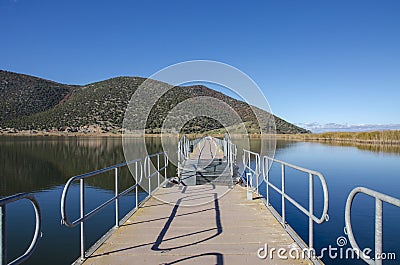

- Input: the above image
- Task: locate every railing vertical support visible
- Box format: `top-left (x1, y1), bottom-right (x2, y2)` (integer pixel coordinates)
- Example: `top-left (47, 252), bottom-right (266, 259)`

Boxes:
top-left (259, 153), bottom-right (329, 264)
top-left (309, 173), bottom-right (314, 250)
top-left (375, 199), bottom-right (383, 265)
top-left (246, 173), bottom-right (252, 200)
top-left (157, 155), bottom-right (160, 188)
top-left (345, 187), bottom-right (400, 265)
top-left (281, 164), bottom-right (286, 226)
top-left (265, 159), bottom-right (269, 205)
top-left (164, 155), bottom-right (167, 181)
top-left (247, 154), bottom-right (251, 190)
top-left (256, 155), bottom-right (259, 194)
top-left (60, 158), bottom-right (149, 263)
top-left (0, 205), bottom-right (6, 265)
top-left (177, 142), bottom-right (181, 177)
top-left (248, 154), bottom-right (250, 174)
top-left (135, 162), bottom-right (138, 209)
top-left (80, 178), bottom-right (85, 260)
top-left (148, 160), bottom-right (151, 195)
top-left (0, 194), bottom-right (42, 265)
top-left (115, 168), bottom-right (119, 228)
top-left (230, 144), bottom-right (233, 177)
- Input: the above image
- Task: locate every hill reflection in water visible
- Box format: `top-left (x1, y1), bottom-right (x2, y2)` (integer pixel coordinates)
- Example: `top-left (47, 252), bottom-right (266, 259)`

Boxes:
top-left (0, 136), bottom-right (177, 196)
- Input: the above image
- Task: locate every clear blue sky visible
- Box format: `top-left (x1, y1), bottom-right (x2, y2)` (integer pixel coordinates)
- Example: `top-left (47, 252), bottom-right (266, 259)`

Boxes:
top-left (1, 0), bottom-right (399, 127)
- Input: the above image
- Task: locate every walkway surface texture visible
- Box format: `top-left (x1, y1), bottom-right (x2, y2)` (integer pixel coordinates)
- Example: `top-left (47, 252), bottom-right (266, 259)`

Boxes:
top-left (83, 184), bottom-right (311, 265)
top-left (189, 137), bottom-right (224, 160)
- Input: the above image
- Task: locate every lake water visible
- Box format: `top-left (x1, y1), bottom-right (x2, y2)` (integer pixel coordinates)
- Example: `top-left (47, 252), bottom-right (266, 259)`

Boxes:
top-left (0, 137), bottom-right (399, 264)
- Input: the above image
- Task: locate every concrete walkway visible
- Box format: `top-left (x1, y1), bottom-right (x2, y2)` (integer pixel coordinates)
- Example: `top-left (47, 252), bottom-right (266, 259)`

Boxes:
top-left (190, 137), bottom-right (224, 160)
top-left (82, 185), bottom-right (311, 264)
top-left (181, 138), bottom-right (230, 186)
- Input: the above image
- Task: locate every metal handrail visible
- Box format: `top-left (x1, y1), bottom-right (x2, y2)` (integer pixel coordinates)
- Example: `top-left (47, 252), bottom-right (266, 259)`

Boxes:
top-left (0, 193), bottom-right (41, 265)
top-left (178, 135), bottom-right (236, 183)
top-left (190, 137), bottom-right (203, 149)
top-left (178, 134), bottom-right (190, 161)
top-left (60, 158), bottom-right (142, 261)
top-left (345, 187), bottom-right (400, 265)
top-left (60, 159), bottom-right (143, 228)
top-left (262, 155), bottom-right (329, 250)
top-left (214, 134), bottom-right (236, 177)
top-left (224, 134), bottom-right (236, 169)
top-left (242, 149), bottom-right (329, 256)
top-left (242, 149), bottom-right (260, 194)
top-left (227, 141), bottom-right (236, 177)
top-left (144, 152), bottom-right (169, 193)
top-left (178, 135), bottom-right (190, 177)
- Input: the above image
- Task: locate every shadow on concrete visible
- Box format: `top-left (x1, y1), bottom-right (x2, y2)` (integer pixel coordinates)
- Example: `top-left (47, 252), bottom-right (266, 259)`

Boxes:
top-left (163, 252), bottom-right (224, 265)
top-left (151, 193), bottom-right (222, 251)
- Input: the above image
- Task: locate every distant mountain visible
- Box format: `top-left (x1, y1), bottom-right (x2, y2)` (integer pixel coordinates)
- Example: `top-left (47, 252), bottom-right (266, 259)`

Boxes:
top-left (0, 70), bottom-right (309, 134)
top-left (297, 122), bottom-right (400, 133)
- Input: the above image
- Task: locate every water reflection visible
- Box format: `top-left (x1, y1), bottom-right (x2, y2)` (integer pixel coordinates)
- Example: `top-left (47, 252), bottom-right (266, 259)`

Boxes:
top-left (314, 140), bottom-right (400, 155)
top-left (253, 140), bottom-right (400, 265)
top-left (0, 136), bottom-right (176, 196)
top-left (1, 136), bottom-right (399, 265)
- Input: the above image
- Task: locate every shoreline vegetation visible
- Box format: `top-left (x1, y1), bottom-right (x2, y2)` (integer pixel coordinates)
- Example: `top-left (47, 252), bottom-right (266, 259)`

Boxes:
top-left (1, 129), bottom-right (400, 145)
top-left (275, 130), bottom-right (400, 145)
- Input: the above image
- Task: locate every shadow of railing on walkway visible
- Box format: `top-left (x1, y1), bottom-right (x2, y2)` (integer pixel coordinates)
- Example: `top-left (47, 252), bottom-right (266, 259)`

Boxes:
top-left (164, 252), bottom-right (224, 265)
top-left (151, 192), bottom-right (222, 251)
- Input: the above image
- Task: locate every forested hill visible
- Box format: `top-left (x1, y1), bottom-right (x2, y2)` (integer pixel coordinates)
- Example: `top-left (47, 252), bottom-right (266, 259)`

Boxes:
top-left (0, 70), bottom-right (309, 134)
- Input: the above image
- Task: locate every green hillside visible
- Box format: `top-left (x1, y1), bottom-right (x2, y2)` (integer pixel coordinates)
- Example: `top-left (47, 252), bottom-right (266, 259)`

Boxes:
top-left (0, 71), bottom-right (309, 134)
top-left (0, 70), bottom-right (74, 123)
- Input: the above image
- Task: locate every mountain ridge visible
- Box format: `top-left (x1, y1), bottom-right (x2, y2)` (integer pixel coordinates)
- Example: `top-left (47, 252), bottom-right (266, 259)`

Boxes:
top-left (0, 70), bottom-right (310, 134)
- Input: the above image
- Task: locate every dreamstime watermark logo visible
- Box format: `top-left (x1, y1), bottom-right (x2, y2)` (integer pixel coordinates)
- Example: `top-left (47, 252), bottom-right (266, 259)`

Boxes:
top-left (336, 236), bottom-right (347, 247)
top-left (257, 236), bottom-right (396, 261)
top-left (122, 60), bottom-right (277, 206)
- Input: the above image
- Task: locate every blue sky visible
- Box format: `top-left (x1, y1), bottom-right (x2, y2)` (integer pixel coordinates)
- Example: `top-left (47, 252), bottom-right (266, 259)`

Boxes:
top-left (1, 0), bottom-right (399, 130)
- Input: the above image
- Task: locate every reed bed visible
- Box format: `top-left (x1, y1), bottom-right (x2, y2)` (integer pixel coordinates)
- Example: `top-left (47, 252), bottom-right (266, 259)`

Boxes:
top-left (277, 130), bottom-right (400, 145)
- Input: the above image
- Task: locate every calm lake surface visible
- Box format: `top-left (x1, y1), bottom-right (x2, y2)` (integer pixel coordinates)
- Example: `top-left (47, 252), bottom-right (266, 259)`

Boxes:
top-left (0, 136), bottom-right (399, 264)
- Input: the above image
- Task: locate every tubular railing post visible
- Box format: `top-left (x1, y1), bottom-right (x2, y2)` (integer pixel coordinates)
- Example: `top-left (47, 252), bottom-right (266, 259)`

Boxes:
top-left (157, 155), bottom-right (160, 188)
top-left (61, 157), bottom-right (156, 262)
top-left (226, 142), bottom-right (229, 162)
top-left (230, 144), bottom-right (233, 176)
top-left (375, 199), bottom-right (383, 265)
top-left (229, 143), bottom-right (231, 161)
top-left (164, 156), bottom-right (167, 180)
top-left (185, 139), bottom-right (188, 158)
top-left (247, 154), bottom-right (250, 185)
top-left (345, 187), bottom-right (400, 265)
top-left (281, 164), bottom-right (286, 227)
top-left (148, 159), bottom-right (151, 195)
top-left (266, 158), bottom-right (269, 205)
top-left (80, 178), bottom-right (85, 260)
top-left (256, 155), bottom-right (259, 194)
top-left (0, 205), bottom-right (6, 265)
top-left (243, 150), bottom-right (330, 264)
top-left (115, 168), bottom-right (119, 228)
top-left (224, 141), bottom-right (227, 157)
top-left (246, 173), bottom-right (253, 200)
top-left (0, 195), bottom-right (42, 265)
top-left (178, 142), bottom-right (181, 177)
top-left (231, 144), bottom-right (233, 176)
top-left (309, 173), bottom-right (314, 250)
top-left (135, 162), bottom-right (138, 209)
